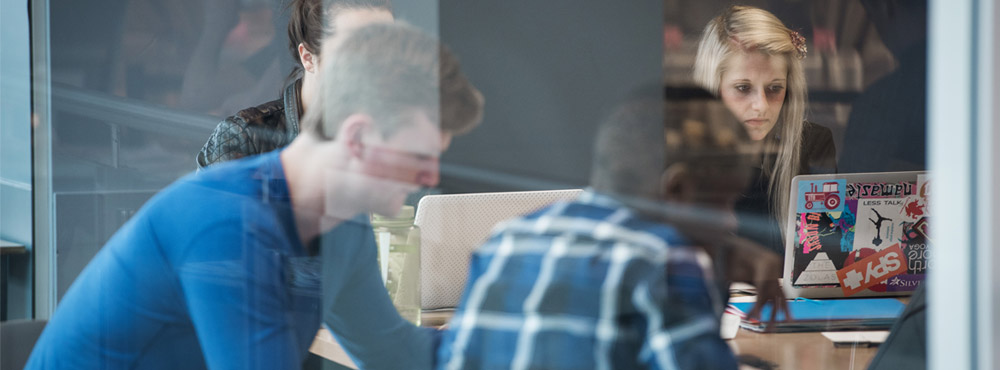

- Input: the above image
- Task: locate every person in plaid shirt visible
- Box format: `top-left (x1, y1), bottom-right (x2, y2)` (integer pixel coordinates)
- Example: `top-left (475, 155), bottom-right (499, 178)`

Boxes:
top-left (437, 95), bottom-right (759, 370)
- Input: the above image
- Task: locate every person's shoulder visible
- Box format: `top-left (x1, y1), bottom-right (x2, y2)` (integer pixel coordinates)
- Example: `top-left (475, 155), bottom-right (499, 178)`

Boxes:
top-left (169, 153), bottom-right (278, 210)
top-left (641, 221), bottom-right (689, 245)
top-left (626, 217), bottom-right (695, 251)
top-left (800, 121), bottom-right (837, 172)
top-left (210, 99), bottom-right (287, 133)
top-left (197, 99), bottom-right (288, 168)
top-left (802, 120), bottom-right (834, 140)
top-left (148, 155), bottom-right (287, 250)
top-left (232, 98), bottom-right (286, 128)
top-left (801, 121), bottom-right (836, 154)
top-left (511, 198), bottom-right (688, 246)
top-left (196, 152), bottom-right (278, 187)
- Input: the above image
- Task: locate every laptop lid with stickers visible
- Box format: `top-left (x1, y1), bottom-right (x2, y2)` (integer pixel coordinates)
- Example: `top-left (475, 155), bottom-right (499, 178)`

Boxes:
top-left (782, 171), bottom-right (929, 298)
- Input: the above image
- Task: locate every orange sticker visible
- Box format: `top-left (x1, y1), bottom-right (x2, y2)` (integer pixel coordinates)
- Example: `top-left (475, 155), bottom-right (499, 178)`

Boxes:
top-left (836, 244), bottom-right (907, 296)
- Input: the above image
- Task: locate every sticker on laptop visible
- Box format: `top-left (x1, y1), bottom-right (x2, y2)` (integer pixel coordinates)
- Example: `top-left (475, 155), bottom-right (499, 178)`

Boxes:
top-left (836, 243), bottom-right (907, 296)
top-left (912, 217), bottom-right (930, 241)
top-left (793, 252), bottom-right (841, 286)
top-left (916, 174), bottom-right (931, 216)
top-left (854, 198), bottom-right (909, 250)
top-left (886, 273), bottom-right (925, 292)
top-left (917, 175), bottom-right (929, 199)
top-left (792, 212), bottom-right (852, 287)
top-left (797, 179), bottom-right (846, 213)
top-left (846, 181), bottom-right (914, 199)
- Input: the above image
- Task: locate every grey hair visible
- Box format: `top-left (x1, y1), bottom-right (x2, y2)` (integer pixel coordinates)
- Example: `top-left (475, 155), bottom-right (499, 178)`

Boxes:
top-left (301, 22), bottom-right (483, 139)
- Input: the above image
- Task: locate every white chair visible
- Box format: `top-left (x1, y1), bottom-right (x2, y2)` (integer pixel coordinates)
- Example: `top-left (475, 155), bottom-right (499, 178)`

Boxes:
top-left (414, 189), bottom-right (583, 310)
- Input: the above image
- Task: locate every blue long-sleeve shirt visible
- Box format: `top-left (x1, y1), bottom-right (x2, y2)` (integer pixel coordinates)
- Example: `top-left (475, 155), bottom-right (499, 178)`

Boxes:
top-left (27, 150), bottom-right (435, 369)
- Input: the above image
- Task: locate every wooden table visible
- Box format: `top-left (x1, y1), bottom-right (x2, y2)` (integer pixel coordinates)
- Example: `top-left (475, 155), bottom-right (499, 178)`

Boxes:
top-left (311, 309), bottom-right (880, 370)
top-left (722, 293), bottom-right (904, 369)
top-left (309, 311), bottom-right (452, 369)
top-left (730, 330), bottom-right (879, 370)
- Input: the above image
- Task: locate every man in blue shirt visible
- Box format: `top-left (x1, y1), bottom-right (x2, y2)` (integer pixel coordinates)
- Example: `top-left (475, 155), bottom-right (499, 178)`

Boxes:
top-left (437, 98), bottom-right (757, 369)
top-left (28, 23), bottom-right (483, 370)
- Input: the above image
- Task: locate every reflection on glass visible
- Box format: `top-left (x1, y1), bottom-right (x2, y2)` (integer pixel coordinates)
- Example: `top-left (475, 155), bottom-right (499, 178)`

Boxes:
top-left (437, 88), bottom-right (776, 369)
top-left (692, 5), bottom-right (837, 255)
top-left (1, 0), bottom-right (937, 369)
top-left (195, 0), bottom-right (394, 169)
top-left (839, 0), bottom-right (928, 173)
top-left (665, 2), bottom-right (930, 369)
top-left (27, 23), bottom-right (484, 369)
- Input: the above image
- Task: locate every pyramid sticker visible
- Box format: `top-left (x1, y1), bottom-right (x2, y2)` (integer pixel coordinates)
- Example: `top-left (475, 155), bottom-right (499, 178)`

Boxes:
top-left (794, 252), bottom-right (840, 285)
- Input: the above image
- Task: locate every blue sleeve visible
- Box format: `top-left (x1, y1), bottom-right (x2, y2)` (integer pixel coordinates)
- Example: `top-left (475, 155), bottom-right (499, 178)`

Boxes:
top-left (321, 215), bottom-right (438, 370)
top-left (176, 222), bottom-right (304, 370)
top-left (636, 258), bottom-right (737, 370)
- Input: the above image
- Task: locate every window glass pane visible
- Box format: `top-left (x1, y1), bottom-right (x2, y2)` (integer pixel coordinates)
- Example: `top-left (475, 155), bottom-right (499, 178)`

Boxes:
top-left (2, 0), bottom-right (946, 369)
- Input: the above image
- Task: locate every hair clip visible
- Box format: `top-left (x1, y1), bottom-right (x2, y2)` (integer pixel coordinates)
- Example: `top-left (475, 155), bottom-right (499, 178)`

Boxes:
top-left (789, 31), bottom-right (807, 60)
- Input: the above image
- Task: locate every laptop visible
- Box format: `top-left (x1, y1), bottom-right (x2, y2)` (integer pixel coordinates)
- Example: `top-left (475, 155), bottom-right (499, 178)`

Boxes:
top-left (413, 189), bottom-right (584, 310)
top-left (781, 171), bottom-right (929, 298)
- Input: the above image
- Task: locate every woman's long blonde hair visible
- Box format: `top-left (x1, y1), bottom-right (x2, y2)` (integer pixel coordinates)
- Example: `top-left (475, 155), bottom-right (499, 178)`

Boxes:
top-left (692, 5), bottom-right (807, 234)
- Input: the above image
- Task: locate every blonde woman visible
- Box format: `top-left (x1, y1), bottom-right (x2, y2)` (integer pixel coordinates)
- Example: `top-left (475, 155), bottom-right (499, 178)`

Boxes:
top-left (694, 5), bottom-right (837, 254)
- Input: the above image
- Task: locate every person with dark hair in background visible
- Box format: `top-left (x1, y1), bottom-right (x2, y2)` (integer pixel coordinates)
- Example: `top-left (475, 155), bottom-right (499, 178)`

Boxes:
top-left (436, 92), bottom-right (770, 370)
top-left (195, 0), bottom-right (393, 169)
top-left (26, 23), bottom-right (483, 370)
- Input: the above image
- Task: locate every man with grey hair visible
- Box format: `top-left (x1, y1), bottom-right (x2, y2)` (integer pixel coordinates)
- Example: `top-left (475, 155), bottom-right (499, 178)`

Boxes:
top-left (28, 23), bottom-right (482, 370)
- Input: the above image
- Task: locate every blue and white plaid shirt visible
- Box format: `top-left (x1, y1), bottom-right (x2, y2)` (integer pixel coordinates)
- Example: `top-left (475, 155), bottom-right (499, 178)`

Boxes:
top-left (436, 191), bottom-right (737, 370)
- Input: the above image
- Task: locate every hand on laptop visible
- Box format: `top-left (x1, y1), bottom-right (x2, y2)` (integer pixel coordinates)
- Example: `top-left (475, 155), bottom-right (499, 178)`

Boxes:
top-left (725, 236), bottom-right (790, 326)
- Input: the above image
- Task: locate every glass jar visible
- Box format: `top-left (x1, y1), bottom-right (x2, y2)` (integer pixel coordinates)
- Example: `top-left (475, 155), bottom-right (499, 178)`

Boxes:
top-left (371, 206), bottom-right (421, 325)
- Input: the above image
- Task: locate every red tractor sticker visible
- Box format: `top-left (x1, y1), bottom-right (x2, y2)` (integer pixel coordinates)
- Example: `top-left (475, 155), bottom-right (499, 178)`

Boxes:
top-left (798, 180), bottom-right (846, 213)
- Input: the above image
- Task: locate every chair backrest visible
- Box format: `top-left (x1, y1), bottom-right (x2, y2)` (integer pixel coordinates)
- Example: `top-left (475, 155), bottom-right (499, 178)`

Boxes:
top-left (1, 319), bottom-right (47, 369)
top-left (414, 189), bottom-right (583, 310)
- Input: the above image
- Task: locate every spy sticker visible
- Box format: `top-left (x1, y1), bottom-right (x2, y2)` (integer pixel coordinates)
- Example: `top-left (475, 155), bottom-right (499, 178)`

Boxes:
top-left (836, 244), bottom-right (907, 296)
top-left (798, 179), bottom-right (847, 213)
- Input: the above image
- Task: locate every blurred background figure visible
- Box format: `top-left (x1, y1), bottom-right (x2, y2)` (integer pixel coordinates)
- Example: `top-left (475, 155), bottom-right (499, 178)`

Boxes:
top-left (195, 0), bottom-right (393, 168)
top-left (838, 0), bottom-right (928, 173)
top-left (178, 0), bottom-right (287, 115)
top-left (693, 5), bottom-right (837, 255)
